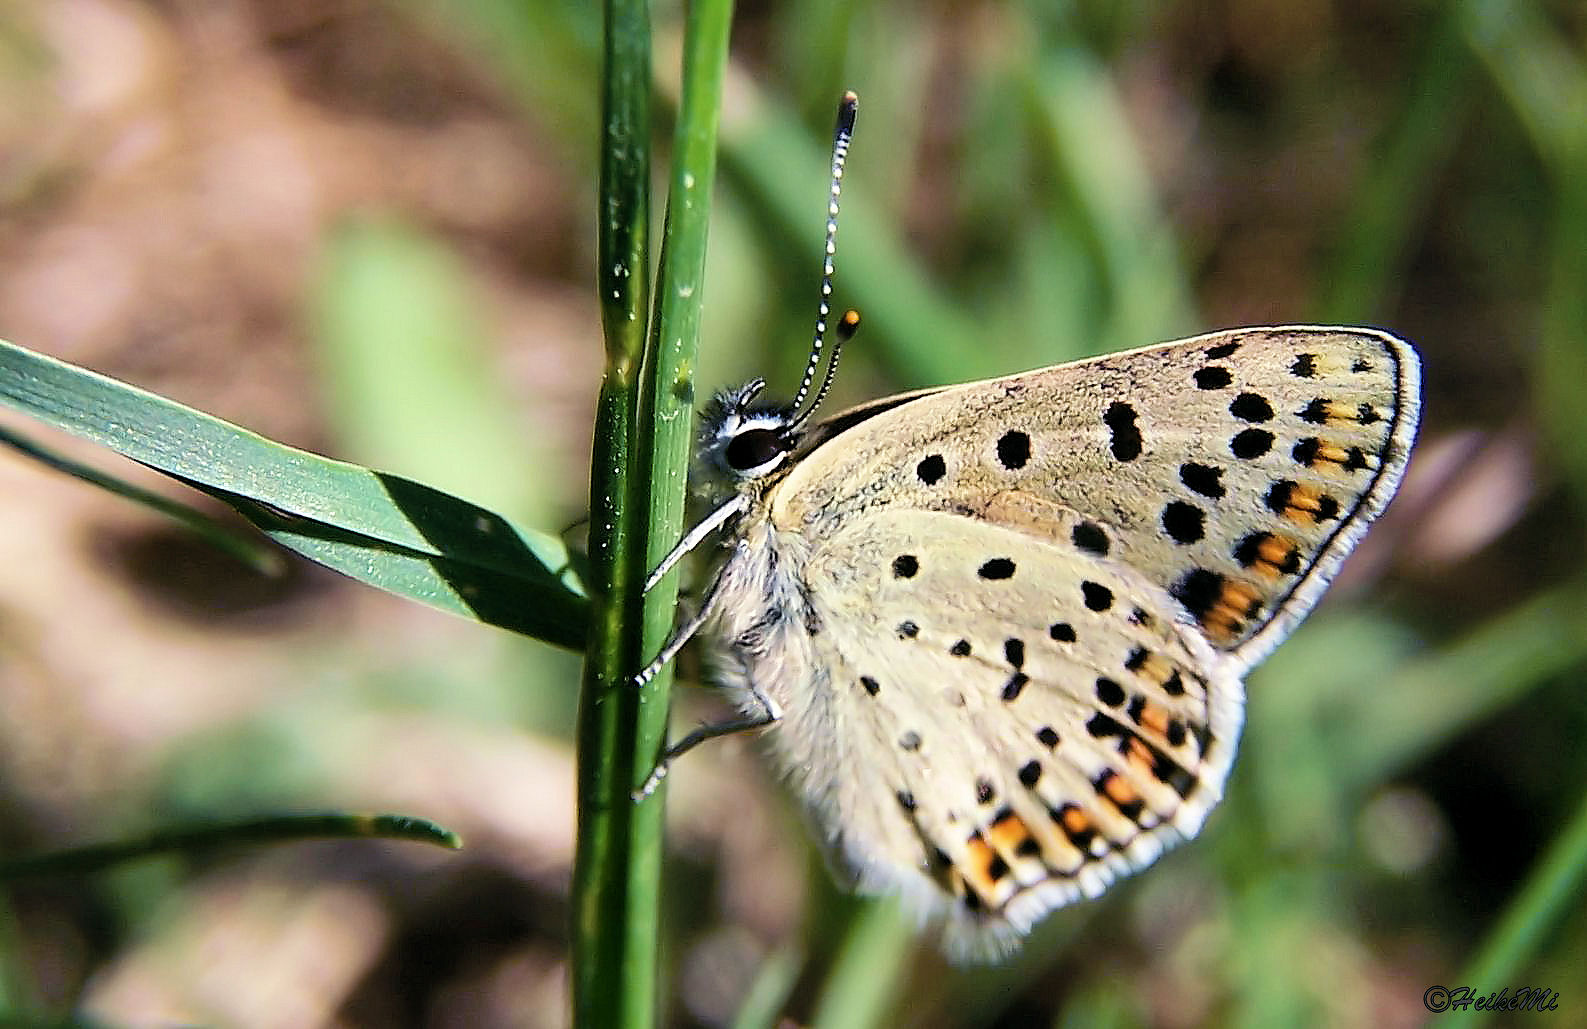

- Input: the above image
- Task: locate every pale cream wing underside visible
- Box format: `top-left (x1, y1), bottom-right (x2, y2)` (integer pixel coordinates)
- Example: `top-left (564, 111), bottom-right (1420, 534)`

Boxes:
top-left (792, 506), bottom-right (1243, 955)
top-left (774, 326), bottom-right (1421, 671)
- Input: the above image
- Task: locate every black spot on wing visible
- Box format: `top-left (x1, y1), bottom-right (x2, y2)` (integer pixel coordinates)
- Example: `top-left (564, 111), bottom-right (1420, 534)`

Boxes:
top-left (1081, 581), bottom-right (1113, 611)
top-left (1194, 366), bottom-right (1232, 390)
top-left (979, 558), bottom-right (1016, 580)
top-left (1231, 428), bottom-right (1275, 459)
top-left (1161, 501), bottom-right (1205, 544)
top-left (996, 430), bottom-right (1031, 469)
top-left (1230, 392), bottom-right (1274, 422)
top-left (1180, 462), bottom-right (1225, 498)
top-left (1291, 437), bottom-right (1321, 466)
top-left (1072, 520), bottom-right (1109, 556)
top-left (1171, 568), bottom-right (1224, 621)
top-left (1103, 402), bottom-right (1143, 461)
top-left (1087, 712), bottom-right (1125, 738)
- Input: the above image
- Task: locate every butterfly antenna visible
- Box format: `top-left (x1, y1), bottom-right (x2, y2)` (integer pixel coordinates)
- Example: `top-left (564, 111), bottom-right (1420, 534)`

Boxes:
top-left (790, 309), bottom-right (859, 432)
top-left (788, 91), bottom-right (858, 431)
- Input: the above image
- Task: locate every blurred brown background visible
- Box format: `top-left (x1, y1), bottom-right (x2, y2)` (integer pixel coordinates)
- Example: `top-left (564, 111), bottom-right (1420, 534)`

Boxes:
top-left (2, 0), bottom-right (1586, 1026)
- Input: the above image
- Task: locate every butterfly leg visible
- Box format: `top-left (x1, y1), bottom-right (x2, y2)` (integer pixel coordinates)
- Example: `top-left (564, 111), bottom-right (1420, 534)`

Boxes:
top-left (633, 688), bottom-right (783, 800)
top-left (632, 538), bottom-right (743, 687)
top-left (643, 494), bottom-right (748, 593)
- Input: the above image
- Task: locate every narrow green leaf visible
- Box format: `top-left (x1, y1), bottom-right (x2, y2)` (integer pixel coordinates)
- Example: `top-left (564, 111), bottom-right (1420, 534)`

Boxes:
top-left (1443, 785), bottom-right (1587, 1029)
top-left (0, 813), bottom-right (461, 880)
top-left (572, 0), bottom-right (662, 1025)
top-left (1317, 6), bottom-right (1475, 321)
top-left (0, 337), bottom-right (588, 648)
top-left (810, 898), bottom-right (914, 1029)
top-left (0, 424), bottom-right (283, 575)
top-left (732, 945), bottom-right (805, 1029)
top-left (573, 0), bottom-right (735, 1022)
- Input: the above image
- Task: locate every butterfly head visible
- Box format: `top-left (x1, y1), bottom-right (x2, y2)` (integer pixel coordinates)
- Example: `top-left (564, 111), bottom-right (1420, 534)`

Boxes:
top-left (700, 378), bottom-right (800, 485)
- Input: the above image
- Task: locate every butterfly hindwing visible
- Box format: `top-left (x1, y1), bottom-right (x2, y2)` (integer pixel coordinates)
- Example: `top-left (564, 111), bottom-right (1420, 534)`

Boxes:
top-left (797, 508), bottom-right (1243, 955)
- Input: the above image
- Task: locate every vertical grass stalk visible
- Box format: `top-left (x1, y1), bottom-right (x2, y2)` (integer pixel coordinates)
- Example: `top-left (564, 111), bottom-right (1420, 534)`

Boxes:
top-left (573, 0), bottom-right (654, 1023)
top-left (574, 0), bottom-right (734, 1024)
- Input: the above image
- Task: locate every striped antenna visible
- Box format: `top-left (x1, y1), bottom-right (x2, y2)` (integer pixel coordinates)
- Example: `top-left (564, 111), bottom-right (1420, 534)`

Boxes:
top-left (788, 91), bottom-right (859, 429)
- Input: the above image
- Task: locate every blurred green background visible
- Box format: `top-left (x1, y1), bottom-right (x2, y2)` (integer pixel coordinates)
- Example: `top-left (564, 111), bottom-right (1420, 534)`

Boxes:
top-left (2, 0), bottom-right (1585, 1026)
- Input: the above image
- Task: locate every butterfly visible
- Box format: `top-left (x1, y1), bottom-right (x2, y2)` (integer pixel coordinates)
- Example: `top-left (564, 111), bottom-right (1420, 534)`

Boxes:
top-left (636, 92), bottom-right (1421, 959)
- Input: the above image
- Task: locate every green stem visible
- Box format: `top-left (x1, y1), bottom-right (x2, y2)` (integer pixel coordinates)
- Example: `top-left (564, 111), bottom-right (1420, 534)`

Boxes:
top-left (573, 0), bottom-right (735, 1024)
top-left (572, 0), bottom-right (655, 1023)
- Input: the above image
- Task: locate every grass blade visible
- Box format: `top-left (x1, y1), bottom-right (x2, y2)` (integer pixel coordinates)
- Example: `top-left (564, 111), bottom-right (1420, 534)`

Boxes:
top-left (0, 813), bottom-right (461, 880)
top-left (0, 424), bottom-right (282, 575)
top-left (1443, 785), bottom-right (1587, 1028)
top-left (0, 337), bottom-right (588, 648)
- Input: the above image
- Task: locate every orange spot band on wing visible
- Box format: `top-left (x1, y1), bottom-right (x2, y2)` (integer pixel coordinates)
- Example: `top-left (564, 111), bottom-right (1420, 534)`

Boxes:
top-left (1130, 650), bottom-right (1176, 686)
top-left (1257, 534), bottom-right (1300, 574)
top-left (1101, 770), bottom-right (1141, 811)
top-left (961, 833), bottom-right (1003, 897)
top-left (1137, 699), bottom-right (1170, 737)
top-left (1201, 579), bottom-right (1264, 641)
top-left (986, 810), bottom-right (1030, 854)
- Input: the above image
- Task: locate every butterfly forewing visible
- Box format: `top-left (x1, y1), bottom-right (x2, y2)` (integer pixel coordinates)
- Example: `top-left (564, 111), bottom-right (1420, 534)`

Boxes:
top-left (771, 327), bottom-right (1420, 671)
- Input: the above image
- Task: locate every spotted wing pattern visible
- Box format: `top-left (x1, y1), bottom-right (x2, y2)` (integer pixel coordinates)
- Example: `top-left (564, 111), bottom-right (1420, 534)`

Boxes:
top-left (796, 509), bottom-right (1242, 955)
top-left (776, 327), bottom-right (1420, 671)
top-left (752, 327), bottom-right (1418, 952)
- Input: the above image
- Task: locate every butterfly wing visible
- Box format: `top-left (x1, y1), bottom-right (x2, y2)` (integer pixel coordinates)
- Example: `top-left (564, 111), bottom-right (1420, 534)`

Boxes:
top-left (775, 326), bottom-right (1420, 670)
top-left (790, 506), bottom-right (1243, 956)
top-left (754, 326), bottom-right (1418, 951)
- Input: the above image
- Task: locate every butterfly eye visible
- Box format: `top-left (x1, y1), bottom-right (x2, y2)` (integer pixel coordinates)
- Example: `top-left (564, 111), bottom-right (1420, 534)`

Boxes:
top-left (725, 427), bottom-right (789, 473)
